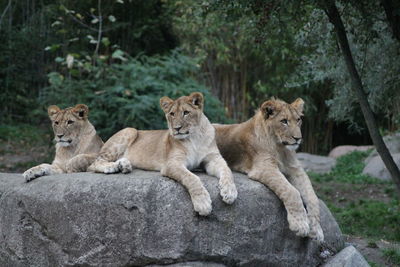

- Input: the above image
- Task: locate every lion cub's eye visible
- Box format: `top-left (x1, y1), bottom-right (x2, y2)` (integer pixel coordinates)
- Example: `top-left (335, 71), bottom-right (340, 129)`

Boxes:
top-left (170, 112), bottom-right (175, 117)
top-left (281, 119), bottom-right (288, 125)
top-left (67, 120), bottom-right (74, 125)
top-left (183, 111), bottom-right (190, 116)
top-left (54, 121), bottom-right (59, 125)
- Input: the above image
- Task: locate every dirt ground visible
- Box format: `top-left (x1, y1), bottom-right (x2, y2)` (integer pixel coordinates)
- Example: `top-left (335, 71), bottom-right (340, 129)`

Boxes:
top-left (346, 235), bottom-right (400, 267)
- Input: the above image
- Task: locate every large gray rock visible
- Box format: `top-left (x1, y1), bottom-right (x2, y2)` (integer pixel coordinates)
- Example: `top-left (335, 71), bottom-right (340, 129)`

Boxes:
top-left (297, 152), bottom-right (336, 174)
top-left (364, 132), bottom-right (400, 165)
top-left (323, 245), bottom-right (370, 267)
top-left (0, 171), bottom-right (344, 267)
top-left (362, 153), bottom-right (400, 181)
top-left (328, 145), bottom-right (373, 159)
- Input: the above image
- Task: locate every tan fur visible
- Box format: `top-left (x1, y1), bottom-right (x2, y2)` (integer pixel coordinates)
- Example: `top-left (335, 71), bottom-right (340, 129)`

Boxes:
top-left (89, 92), bottom-right (237, 216)
top-left (23, 104), bottom-right (104, 182)
top-left (214, 98), bottom-right (324, 242)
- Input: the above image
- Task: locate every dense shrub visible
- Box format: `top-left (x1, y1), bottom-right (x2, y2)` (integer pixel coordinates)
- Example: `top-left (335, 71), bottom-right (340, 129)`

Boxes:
top-left (40, 50), bottom-right (229, 139)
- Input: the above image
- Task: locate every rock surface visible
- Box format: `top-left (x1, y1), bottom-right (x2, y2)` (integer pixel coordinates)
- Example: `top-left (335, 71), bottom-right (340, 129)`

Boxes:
top-left (362, 153), bottom-right (400, 181)
top-left (297, 152), bottom-right (336, 174)
top-left (0, 171), bottom-right (344, 267)
top-left (328, 145), bottom-right (373, 159)
top-left (322, 245), bottom-right (370, 267)
top-left (364, 132), bottom-right (400, 165)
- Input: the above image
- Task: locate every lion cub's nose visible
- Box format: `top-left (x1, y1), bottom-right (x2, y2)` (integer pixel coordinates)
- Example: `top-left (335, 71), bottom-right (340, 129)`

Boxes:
top-left (174, 126), bottom-right (182, 132)
top-left (57, 134), bottom-right (64, 138)
top-left (293, 136), bottom-right (301, 141)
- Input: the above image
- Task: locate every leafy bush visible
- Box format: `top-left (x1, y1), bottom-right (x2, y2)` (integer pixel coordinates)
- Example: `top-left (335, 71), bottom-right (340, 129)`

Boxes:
top-left (40, 50), bottom-right (229, 139)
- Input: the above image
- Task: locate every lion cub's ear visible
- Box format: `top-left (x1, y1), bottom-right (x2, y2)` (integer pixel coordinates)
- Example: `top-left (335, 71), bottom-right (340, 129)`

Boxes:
top-left (73, 104), bottom-right (89, 119)
top-left (160, 96), bottom-right (174, 113)
top-left (188, 92), bottom-right (204, 110)
top-left (48, 105), bottom-right (61, 118)
top-left (291, 98), bottom-right (304, 115)
top-left (260, 100), bottom-right (281, 119)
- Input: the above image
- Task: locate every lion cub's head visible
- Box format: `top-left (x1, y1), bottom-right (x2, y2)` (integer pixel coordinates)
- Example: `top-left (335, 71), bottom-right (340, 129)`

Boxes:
top-left (160, 92), bottom-right (204, 139)
top-left (260, 98), bottom-right (304, 151)
top-left (47, 104), bottom-right (90, 147)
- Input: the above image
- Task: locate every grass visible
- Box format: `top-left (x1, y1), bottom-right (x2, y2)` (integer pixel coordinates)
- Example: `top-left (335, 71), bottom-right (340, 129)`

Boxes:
top-left (0, 123), bottom-right (54, 172)
top-left (327, 199), bottom-right (400, 241)
top-left (309, 150), bottom-right (384, 184)
top-left (0, 123), bottom-right (52, 149)
top-left (382, 248), bottom-right (400, 266)
top-left (310, 151), bottom-right (400, 242)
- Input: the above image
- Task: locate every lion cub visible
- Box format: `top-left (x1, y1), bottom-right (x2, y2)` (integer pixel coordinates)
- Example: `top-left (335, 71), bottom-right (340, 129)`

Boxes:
top-left (23, 104), bottom-right (104, 182)
top-left (214, 98), bottom-right (324, 242)
top-left (89, 92), bottom-right (237, 216)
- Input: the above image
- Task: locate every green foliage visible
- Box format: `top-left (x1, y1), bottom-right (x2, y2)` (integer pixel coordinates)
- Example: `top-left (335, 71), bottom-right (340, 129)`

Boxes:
top-left (41, 50), bottom-right (228, 139)
top-left (292, 6), bottom-right (400, 132)
top-left (382, 248), bottom-right (400, 266)
top-left (327, 199), bottom-right (400, 241)
top-left (170, 0), bottom-right (313, 120)
top-left (0, 0), bottom-right (177, 125)
top-left (0, 124), bottom-right (49, 144)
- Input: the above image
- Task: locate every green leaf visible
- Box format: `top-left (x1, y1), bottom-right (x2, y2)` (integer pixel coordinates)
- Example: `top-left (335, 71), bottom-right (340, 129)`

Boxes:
top-left (55, 57), bottom-right (64, 63)
top-left (108, 15), bottom-right (116, 22)
top-left (112, 49), bottom-right (127, 61)
top-left (101, 37), bottom-right (110, 47)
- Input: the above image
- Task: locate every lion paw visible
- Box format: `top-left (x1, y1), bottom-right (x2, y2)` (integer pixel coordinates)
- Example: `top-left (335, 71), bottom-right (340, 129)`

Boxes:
top-left (219, 182), bottom-right (237, 204)
top-left (287, 212), bottom-right (310, 237)
top-left (103, 163), bottom-right (121, 174)
top-left (191, 190), bottom-right (212, 216)
top-left (116, 158), bottom-right (132, 174)
top-left (309, 221), bottom-right (324, 243)
top-left (23, 166), bottom-right (47, 182)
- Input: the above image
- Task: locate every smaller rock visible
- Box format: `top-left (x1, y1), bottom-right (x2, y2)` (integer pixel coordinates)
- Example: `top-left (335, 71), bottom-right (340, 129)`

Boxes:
top-left (362, 153), bottom-right (400, 181)
top-left (365, 132), bottom-right (400, 165)
top-left (297, 152), bottom-right (336, 174)
top-left (328, 145), bottom-right (373, 159)
top-left (323, 245), bottom-right (369, 267)
top-left (149, 262), bottom-right (226, 267)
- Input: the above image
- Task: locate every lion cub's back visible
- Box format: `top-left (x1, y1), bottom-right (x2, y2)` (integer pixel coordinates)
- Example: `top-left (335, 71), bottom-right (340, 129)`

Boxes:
top-left (124, 129), bottom-right (169, 171)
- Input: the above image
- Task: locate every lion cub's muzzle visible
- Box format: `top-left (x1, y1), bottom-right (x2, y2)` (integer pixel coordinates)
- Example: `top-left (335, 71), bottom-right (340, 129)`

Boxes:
top-left (55, 136), bottom-right (73, 146)
top-left (282, 137), bottom-right (302, 151)
top-left (172, 126), bottom-right (190, 139)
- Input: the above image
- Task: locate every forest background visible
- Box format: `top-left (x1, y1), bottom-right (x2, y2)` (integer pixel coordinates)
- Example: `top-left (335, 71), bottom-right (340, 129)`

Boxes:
top-left (1, 0), bottom-right (399, 154)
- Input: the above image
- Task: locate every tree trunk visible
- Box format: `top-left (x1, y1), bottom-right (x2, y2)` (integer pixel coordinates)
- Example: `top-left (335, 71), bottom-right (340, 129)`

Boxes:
top-left (381, 0), bottom-right (400, 42)
top-left (323, 0), bottom-right (400, 196)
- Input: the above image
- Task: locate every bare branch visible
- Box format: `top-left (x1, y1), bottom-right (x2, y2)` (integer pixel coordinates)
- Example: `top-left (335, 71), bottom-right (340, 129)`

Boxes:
top-left (94, 0), bottom-right (102, 57)
top-left (0, 0), bottom-right (12, 31)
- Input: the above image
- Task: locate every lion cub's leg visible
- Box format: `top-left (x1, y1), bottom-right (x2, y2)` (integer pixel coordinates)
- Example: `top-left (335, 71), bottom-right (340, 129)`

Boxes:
top-left (23, 164), bottom-right (63, 182)
top-left (66, 153), bottom-right (98, 173)
top-left (162, 163), bottom-right (212, 216)
top-left (88, 128), bottom-right (136, 174)
top-left (203, 152), bottom-right (237, 204)
top-left (249, 166), bottom-right (310, 237)
top-left (287, 167), bottom-right (324, 242)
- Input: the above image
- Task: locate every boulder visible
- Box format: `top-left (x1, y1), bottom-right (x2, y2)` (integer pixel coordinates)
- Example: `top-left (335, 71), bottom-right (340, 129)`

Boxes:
top-left (362, 153), bottom-right (400, 181)
top-left (297, 152), bottom-right (336, 174)
top-left (0, 171), bottom-right (344, 267)
top-left (322, 245), bottom-right (369, 267)
top-left (365, 132), bottom-right (400, 165)
top-left (328, 145), bottom-right (373, 159)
